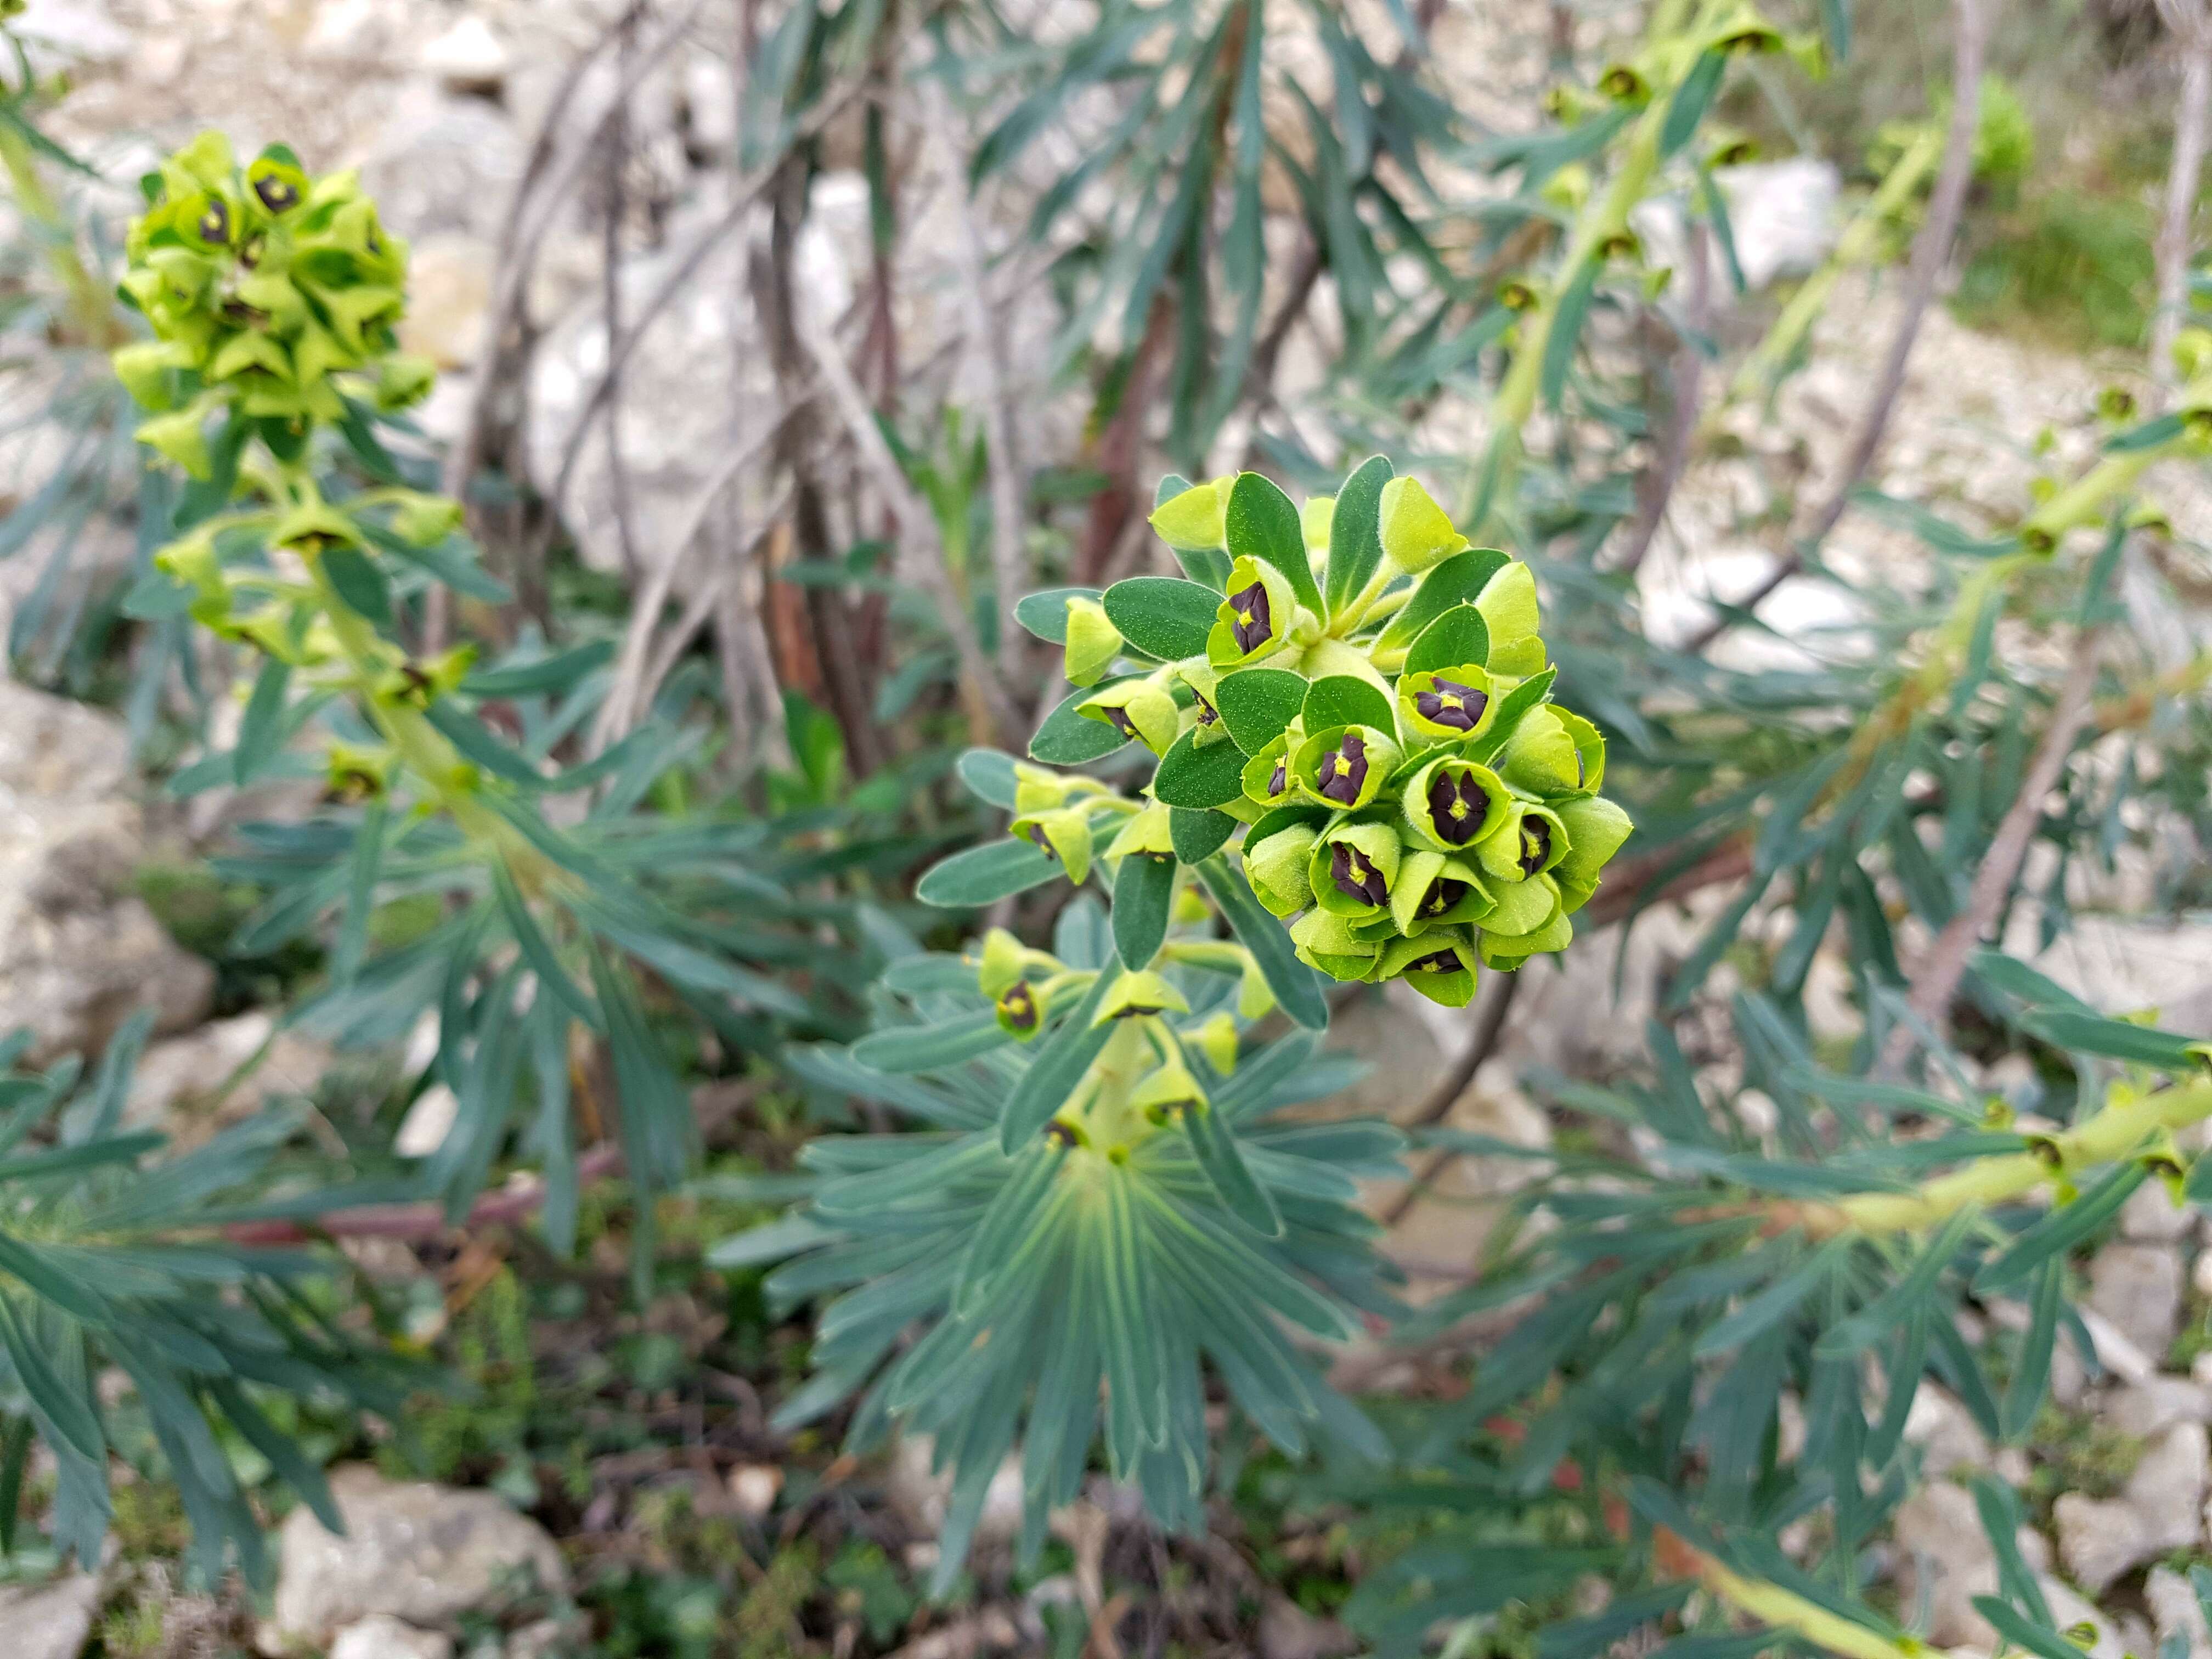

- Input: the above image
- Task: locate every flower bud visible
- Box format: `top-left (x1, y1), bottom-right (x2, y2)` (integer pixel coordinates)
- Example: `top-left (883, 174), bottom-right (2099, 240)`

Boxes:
top-left (1401, 755), bottom-right (1508, 853)
top-left (1095, 969), bottom-right (1188, 1023)
top-left (135, 405), bottom-right (213, 478)
top-left (1131, 1049), bottom-right (1206, 1116)
top-left (1011, 807), bottom-right (1094, 886)
top-left (1208, 556), bottom-right (1299, 670)
top-left (391, 493), bottom-right (465, 548)
top-left (1376, 932), bottom-right (1479, 1008)
top-left (977, 928), bottom-right (1028, 997)
top-left (1243, 822), bottom-right (1318, 917)
top-left (1102, 800), bottom-right (1175, 866)
top-left (1063, 596), bottom-right (1121, 686)
top-left (1497, 707), bottom-right (1582, 797)
top-left (111, 338), bottom-right (198, 410)
top-left (1476, 563), bottom-right (1544, 676)
top-left (1294, 724), bottom-right (1400, 811)
top-left (1190, 1011), bottom-right (1240, 1076)
top-left (1479, 904), bottom-right (1573, 969)
top-left (1308, 820), bottom-right (1402, 920)
top-left (1378, 475), bottom-right (1469, 574)
top-left (1079, 680), bottom-right (1180, 755)
top-left (1289, 909), bottom-right (1381, 981)
top-left (1149, 477), bottom-right (1229, 552)
top-left (1397, 664), bottom-right (1497, 744)
top-left (1475, 872), bottom-right (1564, 941)
top-left (1551, 795), bottom-right (1633, 884)
top-left (374, 352), bottom-right (437, 411)
top-left (1389, 849), bottom-right (1491, 936)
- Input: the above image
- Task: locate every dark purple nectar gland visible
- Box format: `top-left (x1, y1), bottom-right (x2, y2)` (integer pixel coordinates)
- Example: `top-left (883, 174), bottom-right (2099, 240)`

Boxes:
top-left (253, 174), bottom-right (299, 213)
top-left (198, 198), bottom-right (231, 245)
top-left (1099, 706), bottom-right (1140, 741)
top-left (1411, 949), bottom-right (1462, 975)
top-left (1228, 582), bottom-right (1274, 653)
top-left (1423, 877), bottom-right (1471, 918)
top-left (1195, 693), bottom-right (1220, 727)
top-left (1044, 1120), bottom-right (1081, 1149)
top-left (1329, 842), bottom-right (1389, 907)
top-left (1267, 759), bottom-right (1287, 797)
top-left (1024, 823), bottom-right (1059, 860)
top-left (998, 982), bottom-right (1040, 1033)
top-left (1427, 772), bottom-right (1488, 846)
top-left (1415, 676), bottom-right (1488, 732)
top-left (1317, 732), bottom-right (1369, 805)
top-left (1518, 817), bottom-right (1552, 878)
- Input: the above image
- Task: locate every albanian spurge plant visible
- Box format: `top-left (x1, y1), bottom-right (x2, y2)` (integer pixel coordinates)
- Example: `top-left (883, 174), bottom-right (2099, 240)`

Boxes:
top-left (114, 135), bottom-right (840, 1252)
top-left (725, 460), bottom-right (1629, 1587)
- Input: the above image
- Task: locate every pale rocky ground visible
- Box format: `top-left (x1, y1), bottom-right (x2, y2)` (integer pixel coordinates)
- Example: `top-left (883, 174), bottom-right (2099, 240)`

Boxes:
top-left (0, 0), bottom-right (2209, 1656)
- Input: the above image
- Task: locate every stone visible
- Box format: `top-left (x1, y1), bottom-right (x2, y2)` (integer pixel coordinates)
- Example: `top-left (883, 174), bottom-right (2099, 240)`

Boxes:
top-left (884, 1437), bottom-right (1025, 1549)
top-left (0, 680), bottom-right (213, 1064)
top-left (2148, 1565), bottom-right (2212, 1659)
top-left (395, 1084), bottom-right (460, 1158)
top-left (2123, 1178), bottom-right (2197, 1243)
top-left (357, 83), bottom-right (526, 243)
top-left (2041, 1578), bottom-right (2128, 1659)
top-left (1890, 1480), bottom-right (2001, 1649)
top-left (125, 1011), bottom-right (334, 1135)
top-left (727, 1464), bottom-right (781, 1519)
top-left (2105, 1375), bottom-right (2212, 1438)
top-left (396, 234), bottom-right (496, 370)
top-left (1901, 1387), bottom-right (1990, 1479)
top-left (2053, 1421), bottom-right (2207, 1593)
top-left (2087, 1240), bottom-right (2184, 1362)
top-left (330, 1615), bottom-right (455, 1659)
top-left (420, 15), bottom-right (509, 97)
top-left (0, 1572), bottom-right (101, 1659)
top-left (264, 1465), bottom-right (568, 1650)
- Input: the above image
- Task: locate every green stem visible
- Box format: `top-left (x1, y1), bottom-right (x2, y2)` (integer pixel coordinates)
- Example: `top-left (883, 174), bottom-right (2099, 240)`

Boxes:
top-left (1669, 1538), bottom-right (1925, 1659)
top-left (1801, 1077), bottom-right (2212, 1237)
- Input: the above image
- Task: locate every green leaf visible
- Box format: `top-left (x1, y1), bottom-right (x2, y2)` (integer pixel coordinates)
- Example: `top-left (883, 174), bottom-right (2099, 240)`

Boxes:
top-left (2003, 1256), bottom-right (2063, 1441)
top-left (1301, 674), bottom-right (1393, 733)
top-left (852, 1012), bottom-right (1012, 1074)
top-left (1979, 1163), bottom-right (2148, 1294)
top-left (330, 800), bottom-right (385, 985)
top-left (424, 702), bottom-right (543, 785)
top-left (1187, 1102), bottom-right (1283, 1237)
top-left (1153, 729), bottom-right (1249, 809)
top-left (1404, 604), bottom-right (1491, 676)
top-left (1972, 1600), bottom-right (2084, 1659)
top-left (955, 748), bottom-right (1021, 810)
top-left (1198, 857), bottom-right (1328, 1030)
top-left (1030, 680), bottom-right (1132, 764)
top-left (1539, 256), bottom-right (1599, 410)
top-left (1470, 667), bottom-right (1559, 760)
top-left (1214, 667), bottom-right (1307, 752)
top-left (1323, 455), bottom-right (1392, 618)
top-left (462, 640), bottom-right (616, 697)
top-left (2018, 1011), bottom-right (2204, 1071)
top-left (320, 543), bottom-right (393, 628)
top-left (917, 838), bottom-right (1063, 907)
top-left (1378, 547), bottom-right (1511, 652)
top-left (1113, 855), bottom-right (1176, 969)
top-left (1169, 808), bottom-right (1237, 865)
top-left (493, 862), bottom-right (600, 1031)
top-left (235, 657), bottom-right (291, 786)
top-left (1102, 577), bottom-right (1218, 662)
top-left (1225, 472), bottom-right (1321, 613)
top-left (1660, 49), bottom-right (1727, 159)
top-left (999, 969), bottom-right (1117, 1152)
top-left (1014, 585), bottom-right (1105, 645)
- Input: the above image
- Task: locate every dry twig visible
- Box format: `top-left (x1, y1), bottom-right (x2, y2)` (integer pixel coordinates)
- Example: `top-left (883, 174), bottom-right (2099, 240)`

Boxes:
top-left (1684, 0), bottom-right (1987, 652)
top-left (1884, 634), bottom-right (2102, 1070)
